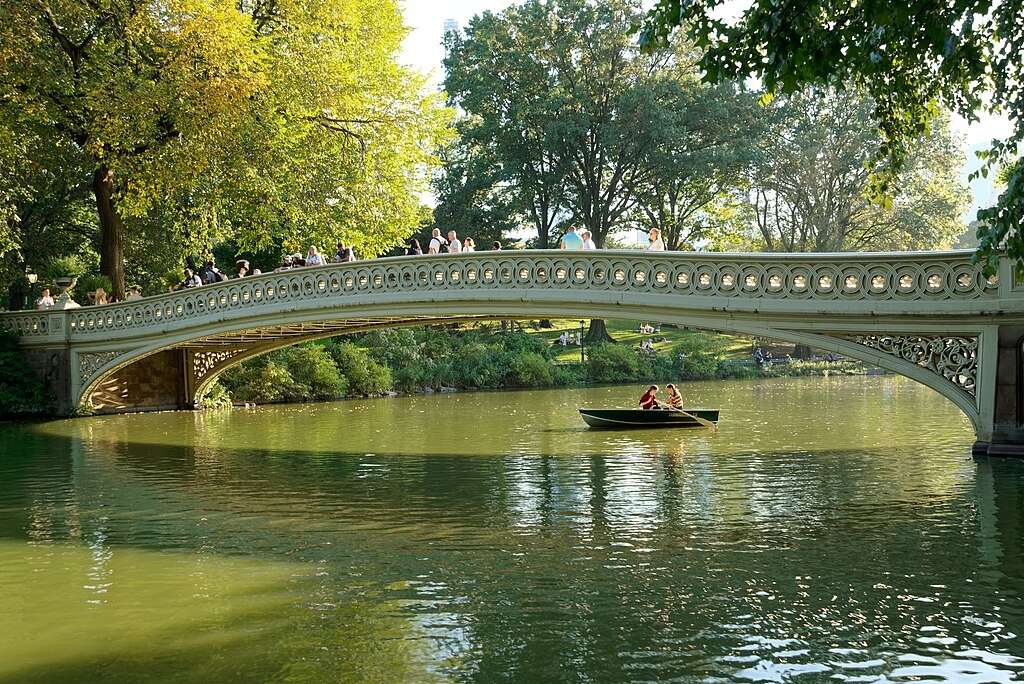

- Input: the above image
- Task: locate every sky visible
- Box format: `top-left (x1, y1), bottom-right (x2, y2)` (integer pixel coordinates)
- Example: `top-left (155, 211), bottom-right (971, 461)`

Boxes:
top-left (399, 0), bottom-right (1012, 218)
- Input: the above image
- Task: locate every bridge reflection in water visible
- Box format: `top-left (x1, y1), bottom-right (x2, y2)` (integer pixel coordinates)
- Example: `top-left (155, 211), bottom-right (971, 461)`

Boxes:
top-left (3, 249), bottom-right (1024, 454)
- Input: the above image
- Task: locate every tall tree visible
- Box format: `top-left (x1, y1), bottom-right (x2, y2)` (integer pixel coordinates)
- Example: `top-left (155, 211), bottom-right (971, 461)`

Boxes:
top-left (639, 0), bottom-right (1023, 272)
top-left (0, 0), bottom-right (451, 297)
top-left (443, 3), bottom-right (570, 248)
top-left (633, 77), bottom-right (760, 250)
top-left (745, 90), bottom-right (970, 253)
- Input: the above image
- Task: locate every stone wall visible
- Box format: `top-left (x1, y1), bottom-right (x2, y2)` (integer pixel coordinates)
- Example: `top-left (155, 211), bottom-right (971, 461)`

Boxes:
top-left (88, 350), bottom-right (187, 412)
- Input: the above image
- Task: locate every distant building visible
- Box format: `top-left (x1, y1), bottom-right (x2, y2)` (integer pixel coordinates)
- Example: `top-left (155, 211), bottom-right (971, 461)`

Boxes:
top-left (444, 19), bottom-right (459, 35)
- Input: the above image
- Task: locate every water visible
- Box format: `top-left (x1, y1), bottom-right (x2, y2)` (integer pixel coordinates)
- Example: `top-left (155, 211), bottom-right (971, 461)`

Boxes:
top-left (1, 376), bottom-right (1023, 682)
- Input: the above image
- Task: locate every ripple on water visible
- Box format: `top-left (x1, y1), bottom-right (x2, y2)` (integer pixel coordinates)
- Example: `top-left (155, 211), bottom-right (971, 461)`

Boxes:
top-left (1, 377), bottom-right (1023, 682)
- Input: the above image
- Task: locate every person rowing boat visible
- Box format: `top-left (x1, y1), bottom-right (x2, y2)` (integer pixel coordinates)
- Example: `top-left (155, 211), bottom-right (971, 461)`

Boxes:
top-left (638, 385), bottom-right (659, 410)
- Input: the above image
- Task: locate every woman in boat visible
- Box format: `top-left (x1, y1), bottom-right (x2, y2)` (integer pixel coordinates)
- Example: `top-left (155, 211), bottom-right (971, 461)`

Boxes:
top-left (638, 385), bottom-right (659, 410)
top-left (664, 383), bottom-right (683, 410)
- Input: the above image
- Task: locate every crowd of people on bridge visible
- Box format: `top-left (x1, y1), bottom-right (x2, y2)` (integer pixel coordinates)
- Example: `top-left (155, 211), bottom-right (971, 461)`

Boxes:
top-left (60, 221), bottom-right (668, 308)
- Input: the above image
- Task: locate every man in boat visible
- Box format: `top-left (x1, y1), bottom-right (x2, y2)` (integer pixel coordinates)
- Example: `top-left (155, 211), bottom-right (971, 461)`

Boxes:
top-left (638, 385), bottom-right (659, 409)
top-left (664, 383), bottom-right (683, 410)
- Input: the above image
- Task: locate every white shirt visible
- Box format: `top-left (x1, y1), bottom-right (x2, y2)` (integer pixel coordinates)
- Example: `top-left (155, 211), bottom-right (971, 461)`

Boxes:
top-left (306, 252), bottom-right (326, 266)
top-left (648, 238), bottom-right (665, 251)
top-left (36, 295), bottom-right (54, 310)
top-left (428, 236), bottom-right (445, 253)
top-left (583, 238), bottom-right (596, 250)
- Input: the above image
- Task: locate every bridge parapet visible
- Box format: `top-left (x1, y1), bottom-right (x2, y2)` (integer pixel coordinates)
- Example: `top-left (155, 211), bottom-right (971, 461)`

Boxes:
top-left (0, 249), bottom-right (1012, 346)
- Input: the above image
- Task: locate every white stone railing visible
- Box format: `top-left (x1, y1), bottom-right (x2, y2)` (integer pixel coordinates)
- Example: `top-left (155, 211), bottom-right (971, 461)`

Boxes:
top-left (0, 249), bottom-right (1010, 344)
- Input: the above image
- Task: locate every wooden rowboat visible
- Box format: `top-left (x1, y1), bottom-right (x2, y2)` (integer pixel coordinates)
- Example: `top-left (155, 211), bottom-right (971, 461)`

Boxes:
top-left (578, 407), bottom-right (720, 429)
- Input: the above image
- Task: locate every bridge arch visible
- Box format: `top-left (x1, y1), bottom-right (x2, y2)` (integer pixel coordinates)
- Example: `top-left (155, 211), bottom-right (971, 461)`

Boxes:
top-left (2, 250), bottom-right (1018, 451)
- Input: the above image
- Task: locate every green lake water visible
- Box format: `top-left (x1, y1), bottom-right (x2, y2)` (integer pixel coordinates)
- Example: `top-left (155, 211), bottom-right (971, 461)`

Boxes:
top-left (1, 376), bottom-right (1023, 682)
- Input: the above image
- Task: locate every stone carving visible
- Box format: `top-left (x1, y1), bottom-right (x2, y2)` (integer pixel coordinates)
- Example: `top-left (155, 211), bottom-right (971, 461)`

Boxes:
top-left (79, 350), bottom-right (128, 386)
top-left (847, 335), bottom-right (978, 396)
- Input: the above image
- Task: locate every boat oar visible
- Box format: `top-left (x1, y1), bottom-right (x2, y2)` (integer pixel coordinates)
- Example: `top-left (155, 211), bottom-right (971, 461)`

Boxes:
top-left (664, 405), bottom-right (717, 430)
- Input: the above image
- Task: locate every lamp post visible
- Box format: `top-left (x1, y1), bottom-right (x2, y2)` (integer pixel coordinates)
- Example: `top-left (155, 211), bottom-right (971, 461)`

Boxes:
top-left (25, 272), bottom-right (37, 310)
top-left (579, 319), bottom-right (585, 364)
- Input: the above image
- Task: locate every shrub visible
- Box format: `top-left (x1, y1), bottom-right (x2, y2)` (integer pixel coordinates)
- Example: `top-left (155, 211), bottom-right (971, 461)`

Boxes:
top-left (323, 340), bottom-right (392, 396)
top-left (507, 352), bottom-right (553, 386)
top-left (219, 352), bottom-right (328, 403)
top-left (361, 328), bottom-right (421, 369)
top-left (674, 333), bottom-right (728, 381)
top-left (281, 345), bottom-right (346, 399)
top-left (585, 342), bottom-right (639, 383)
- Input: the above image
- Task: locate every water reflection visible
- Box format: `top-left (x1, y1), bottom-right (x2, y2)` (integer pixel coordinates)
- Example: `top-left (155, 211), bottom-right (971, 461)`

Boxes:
top-left (1, 377), bottom-right (1022, 681)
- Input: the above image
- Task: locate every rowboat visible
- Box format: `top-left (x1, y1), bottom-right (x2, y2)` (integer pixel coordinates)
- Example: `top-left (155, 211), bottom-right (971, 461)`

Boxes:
top-left (578, 408), bottom-right (720, 429)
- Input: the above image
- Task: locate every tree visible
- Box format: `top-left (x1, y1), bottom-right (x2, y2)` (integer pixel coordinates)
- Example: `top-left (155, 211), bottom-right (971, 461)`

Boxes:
top-left (0, 0), bottom-right (451, 297)
top-left (744, 89), bottom-right (970, 253)
top-left (442, 2), bottom-right (572, 248)
top-left (634, 77), bottom-right (760, 250)
top-left (639, 0), bottom-right (1023, 273)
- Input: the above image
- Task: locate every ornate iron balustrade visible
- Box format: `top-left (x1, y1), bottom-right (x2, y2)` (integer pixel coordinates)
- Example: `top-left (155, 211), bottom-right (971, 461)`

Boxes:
top-left (0, 250), bottom-right (1009, 344)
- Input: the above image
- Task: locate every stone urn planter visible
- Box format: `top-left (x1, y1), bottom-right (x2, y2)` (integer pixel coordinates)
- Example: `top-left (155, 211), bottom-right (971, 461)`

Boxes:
top-left (51, 276), bottom-right (81, 309)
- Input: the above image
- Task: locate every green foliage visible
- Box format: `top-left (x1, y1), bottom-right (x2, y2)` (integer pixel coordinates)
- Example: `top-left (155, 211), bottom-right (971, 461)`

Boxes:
top-left (663, 333), bottom-right (722, 381)
top-left (279, 346), bottom-right (347, 401)
top-left (0, 0), bottom-right (453, 299)
top-left (197, 380), bottom-right (233, 409)
top-left (508, 353), bottom-right (555, 387)
top-left (640, 0), bottom-right (1021, 271)
top-left (441, 0), bottom-right (755, 249)
top-left (218, 356), bottom-right (305, 404)
top-left (585, 343), bottom-right (640, 383)
top-left (322, 340), bottom-right (392, 397)
top-left (0, 329), bottom-right (54, 417)
top-left (45, 255), bottom-right (86, 281)
top-left (746, 89), bottom-right (969, 253)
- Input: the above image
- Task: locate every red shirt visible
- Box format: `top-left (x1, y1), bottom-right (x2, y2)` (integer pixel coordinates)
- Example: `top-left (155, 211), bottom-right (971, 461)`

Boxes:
top-left (639, 390), bottom-right (658, 409)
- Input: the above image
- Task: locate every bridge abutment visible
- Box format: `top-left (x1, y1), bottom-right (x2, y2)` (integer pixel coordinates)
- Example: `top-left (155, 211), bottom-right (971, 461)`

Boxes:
top-left (976, 324), bottom-right (1024, 456)
top-left (85, 349), bottom-right (193, 413)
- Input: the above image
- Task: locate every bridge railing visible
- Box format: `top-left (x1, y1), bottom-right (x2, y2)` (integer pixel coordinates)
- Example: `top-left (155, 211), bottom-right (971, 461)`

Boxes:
top-left (0, 249), bottom-right (1007, 345)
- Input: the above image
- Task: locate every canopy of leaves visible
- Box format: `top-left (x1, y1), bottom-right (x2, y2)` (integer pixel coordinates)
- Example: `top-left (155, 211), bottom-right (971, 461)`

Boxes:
top-left (746, 89), bottom-right (970, 252)
top-left (0, 0), bottom-right (452, 296)
top-left (441, 0), bottom-right (758, 249)
top-left (640, 0), bottom-right (1023, 272)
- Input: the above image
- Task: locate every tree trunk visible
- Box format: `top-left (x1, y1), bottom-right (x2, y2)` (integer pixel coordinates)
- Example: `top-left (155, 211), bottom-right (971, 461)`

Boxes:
top-left (585, 319), bottom-right (615, 343)
top-left (94, 165), bottom-right (125, 299)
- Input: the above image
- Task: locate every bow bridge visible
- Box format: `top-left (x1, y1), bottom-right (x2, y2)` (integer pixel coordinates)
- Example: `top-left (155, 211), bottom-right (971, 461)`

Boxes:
top-left (4, 249), bottom-right (1024, 455)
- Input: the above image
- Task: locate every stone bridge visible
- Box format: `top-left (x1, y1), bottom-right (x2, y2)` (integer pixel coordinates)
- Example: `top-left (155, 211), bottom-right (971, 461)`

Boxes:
top-left (3, 249), bottom-right (1023, 455)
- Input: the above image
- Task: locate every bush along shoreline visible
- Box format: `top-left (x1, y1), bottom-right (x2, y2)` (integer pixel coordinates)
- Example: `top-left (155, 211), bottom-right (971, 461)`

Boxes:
top-left (206, 327), bottom-right (873, 408)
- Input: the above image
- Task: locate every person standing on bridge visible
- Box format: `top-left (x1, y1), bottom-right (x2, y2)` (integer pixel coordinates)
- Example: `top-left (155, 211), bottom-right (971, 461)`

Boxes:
top-left (306, 246), bottom-right (326, 266)
top-left (36, 288), bottom-right (54, 310)
top-left (447, 230), bottom-right (462, 253)
top-left (175, 268), bottom-right (202, 290)
top-left (332, 242), bottom-right (355, 262)
top-left (647, 228), bottom-right (665, 251)
top-left (581, 230), bottom-right (596, 250)
top-left (560, 225), bottom-right (583, 249)
top-left (427, 229), bottom-right (447, 254)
